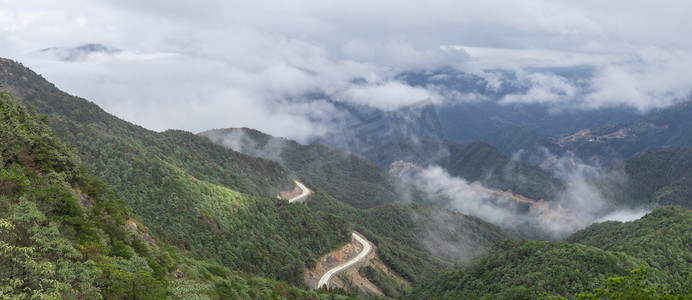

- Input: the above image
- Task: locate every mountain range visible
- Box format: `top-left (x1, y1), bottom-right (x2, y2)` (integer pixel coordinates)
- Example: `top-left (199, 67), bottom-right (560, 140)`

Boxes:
top-left (1, 58), bottom-right (690, 299)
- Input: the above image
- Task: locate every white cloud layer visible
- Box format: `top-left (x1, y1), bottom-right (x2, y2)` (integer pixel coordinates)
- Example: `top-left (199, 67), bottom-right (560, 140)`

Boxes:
top-left (406, 152), bottom-right (649, 239)
top-left (1, 0), bottom-right (691, 140)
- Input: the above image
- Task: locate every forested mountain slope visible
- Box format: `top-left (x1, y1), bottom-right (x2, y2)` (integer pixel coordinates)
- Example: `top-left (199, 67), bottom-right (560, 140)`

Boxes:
top-left (482, 124), bottom-right (563, 160)
top-left (0, 59), bottom-right (292, 198)
top-left (201, 128), bottom-right (560, 206)
top-left (0, 58), bottom-right (353, 287)
top-left (200, 128), bottom-right (517, 287)
top-left (608, 147), bottom-right (692, 208)
top-left (560, 101), bottom-right (692, 166)
top-left (409, 240), bottom-right (645, 299)
top-left (0, 89), bottom-right (359, 299)
top-left (308, 190), bottom-right (515, 286)
top-left (200, 127), bottom-right (404, 209)
top-left (409, 206), bottom-right (691, 299)
top-left (567, 206), bottom-right (692, 291)
top-left (1, 86), bottom-right (162, 298)
top-left (479, 100), bottom-right (692, 170)
top-left (430, 140), bottom-right (561, 201)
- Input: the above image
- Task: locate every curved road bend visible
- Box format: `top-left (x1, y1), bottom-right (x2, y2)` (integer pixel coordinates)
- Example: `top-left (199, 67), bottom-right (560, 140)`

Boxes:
top-left (287, 180), bottom-right (374, 289)
top-left (288, 180), bottom-right (312, 203)
top-left (318, 232), bottom-right (373, 289)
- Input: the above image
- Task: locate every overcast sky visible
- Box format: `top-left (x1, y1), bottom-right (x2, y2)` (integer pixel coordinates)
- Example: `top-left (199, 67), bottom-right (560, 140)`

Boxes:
top-left (2, 0), bottom-right (691, 140)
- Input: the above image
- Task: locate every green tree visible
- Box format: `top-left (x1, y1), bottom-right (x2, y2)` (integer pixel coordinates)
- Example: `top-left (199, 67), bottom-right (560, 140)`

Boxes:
top-left (0, 218), bottom-right (68, 299)
top-left (575, 266), bottom-right (685, 300)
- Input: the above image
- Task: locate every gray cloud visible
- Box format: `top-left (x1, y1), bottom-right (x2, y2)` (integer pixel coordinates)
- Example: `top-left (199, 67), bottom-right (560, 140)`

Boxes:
top-left (402, 149), bottom-right (649, 239)
top-left (2, 1), bottom-right (691, 140)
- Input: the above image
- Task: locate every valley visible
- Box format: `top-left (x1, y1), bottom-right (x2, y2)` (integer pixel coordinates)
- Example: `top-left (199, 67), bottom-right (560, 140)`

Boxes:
top-left (1, 56), bottom-right (690, 299)
top-left (3, 1), bottom-right (692, 299)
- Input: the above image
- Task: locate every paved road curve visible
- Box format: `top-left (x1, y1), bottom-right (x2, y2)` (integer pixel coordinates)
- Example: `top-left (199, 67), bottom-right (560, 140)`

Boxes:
top-left (288, 180), bottom-right (312, 203)
top-left (287, 180), bottom-right (374, 289)
top-left (317, 232), bottom-right (373, 289)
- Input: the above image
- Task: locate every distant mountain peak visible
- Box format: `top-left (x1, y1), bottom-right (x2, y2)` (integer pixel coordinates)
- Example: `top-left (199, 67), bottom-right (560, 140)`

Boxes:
top-left (38, 43), bottom-right (121, 61)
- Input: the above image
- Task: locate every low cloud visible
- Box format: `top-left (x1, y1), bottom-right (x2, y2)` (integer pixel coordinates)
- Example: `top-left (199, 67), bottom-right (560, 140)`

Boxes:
top-left (409, 166), bottom-right (529, 228)
top-left (492, 47), bottom-right (692, 112)
top-left (342, 39), bottom-right (469, 70)
top-left (200, 128), bottom-right (289, 165)
top-left (334, 81), bottom-right (438, 111)
top-left (411, 209), bottom-right (495, 262)
top-left (500, 71), bottom-right (580, 107)
top-left (596, 210), bottom-right (648, 223)
top-left (584, 47), bottom-right (692, 111)
top-left (402, 149), bottom-right (649, 240)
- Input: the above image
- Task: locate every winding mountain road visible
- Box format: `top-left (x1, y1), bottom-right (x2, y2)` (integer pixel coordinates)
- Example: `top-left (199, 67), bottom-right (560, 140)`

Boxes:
top-left (288, 180), bottom-right (312, 203)
top-left (285, 180), bottom-right (374, 289)
top-left (317, 232), bottom-right (373, 289)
